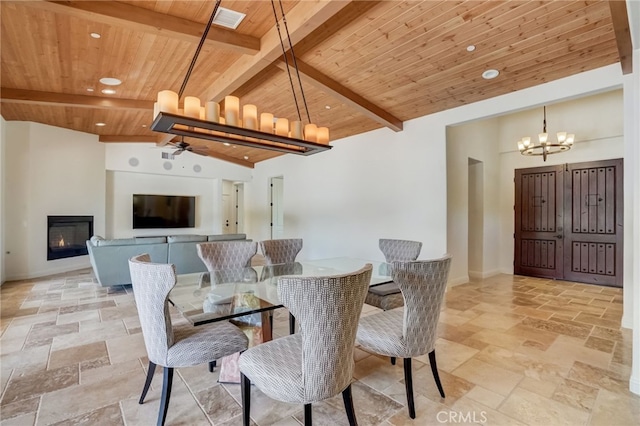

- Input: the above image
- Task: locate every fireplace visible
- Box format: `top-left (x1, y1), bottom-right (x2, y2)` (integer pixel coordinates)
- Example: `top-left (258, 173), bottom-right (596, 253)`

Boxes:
top-left (47, 216), bottom-right (93, 261)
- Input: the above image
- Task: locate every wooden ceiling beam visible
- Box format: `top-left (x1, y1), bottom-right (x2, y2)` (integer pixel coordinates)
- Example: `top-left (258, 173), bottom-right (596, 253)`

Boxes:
top-left (0, 88), bottom-right (153, 110)
top-left (202, 0), bottom-right (352, 102)
top-left (608, 0), bottom-right (633, 74)
top-left (26, 0), bottom-right (260, 55)
top-left (276, 58), bottom-right (403, 132)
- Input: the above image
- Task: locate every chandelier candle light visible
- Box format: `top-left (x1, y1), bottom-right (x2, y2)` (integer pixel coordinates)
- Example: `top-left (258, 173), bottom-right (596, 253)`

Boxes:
top-left (151, 0), bottom-right (331, 156)
top-left (517, 106), bottom-right (574, 162)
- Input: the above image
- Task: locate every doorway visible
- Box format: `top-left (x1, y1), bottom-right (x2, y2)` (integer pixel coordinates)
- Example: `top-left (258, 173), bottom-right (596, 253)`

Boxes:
top-left (222, 180), bottom-right (240, 234)
top-left (468, 159), bottom-right (484, 280)
top-left (270, 176), bottom-right (284, 239)
top-left (234, 183), bottom-right (245, 234)
top-left (514, 159), bottom-right (623, 287)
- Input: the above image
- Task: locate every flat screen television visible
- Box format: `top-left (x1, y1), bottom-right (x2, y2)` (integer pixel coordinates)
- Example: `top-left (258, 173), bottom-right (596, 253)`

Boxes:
top-left (133, 194), bottom-right (196, 229)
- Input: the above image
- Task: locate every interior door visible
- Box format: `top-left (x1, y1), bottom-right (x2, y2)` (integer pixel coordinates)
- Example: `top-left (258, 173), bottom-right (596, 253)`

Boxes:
top-left (270, 177), bottom-right (284, 239)
top-left (563, 159), bottom-right (623, 286)
top-left (514, 159), bottom-right (623, 287)
top-left (514, 165), bottom-right (565, 279)
top-left (222, 194), bottom-right (236, 234)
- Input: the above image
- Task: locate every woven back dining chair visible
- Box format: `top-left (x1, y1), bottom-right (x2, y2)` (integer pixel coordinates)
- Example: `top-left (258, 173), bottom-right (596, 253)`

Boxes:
top-left (259, 238), bottom-right (303, 265)
top-left (365, 239), bottom-right (423, 313)
top-left (357, 255), bottom-right (451, 419)
top-left (259, 238), bottom-right (303, 334)
top-left (239, 264), bottom-right (373, 426)
top-left (379, 238), bottom-right (423, 262)
top-left (128, 254), bottom-right (248, 426)
top-left (196, 240), bottom-right (258, 271)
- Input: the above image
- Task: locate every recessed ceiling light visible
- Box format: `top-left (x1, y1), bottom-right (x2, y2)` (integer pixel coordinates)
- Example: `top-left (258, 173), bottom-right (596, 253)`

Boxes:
top-left (90, 32), bottom-right (101, 39)
top-left (95, 122), bottom-right (106, 127)
top-left (86, 88), bottom-right (94, 92)
top-left (325, 105), bottom-right (331, 109)
top-left (466, 45), bottom-right (476, 52)
top-left (482, 69), bottom-right (500, 80)
top-left (223, 142), bottom-right (231, 146)
top-left (141, 124), bottom-right (147, 128)
top-left (243, 156), bottom-right (249, 160)
top-left (101, 88), bottom-right (116, 95)
top-left (99, 77), bottom-right (121, 86)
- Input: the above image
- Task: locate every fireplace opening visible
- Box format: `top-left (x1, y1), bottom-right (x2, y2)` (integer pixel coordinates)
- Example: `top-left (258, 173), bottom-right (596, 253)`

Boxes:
top-left (47, 216), bottom-right (94, 261)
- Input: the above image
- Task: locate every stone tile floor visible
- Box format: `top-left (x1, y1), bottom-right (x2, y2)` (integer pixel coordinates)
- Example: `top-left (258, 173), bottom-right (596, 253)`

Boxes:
top-left (1, 269), bottom-right (639, 425)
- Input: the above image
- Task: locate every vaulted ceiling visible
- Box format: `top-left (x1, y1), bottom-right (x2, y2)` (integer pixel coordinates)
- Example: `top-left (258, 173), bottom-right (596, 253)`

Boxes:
top-left (0, 1), bottom-right (632, 168)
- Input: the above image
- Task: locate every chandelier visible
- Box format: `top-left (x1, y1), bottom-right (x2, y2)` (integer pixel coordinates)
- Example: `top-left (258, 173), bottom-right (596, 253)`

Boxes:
top-left (150, 0), bottom-right (332, 156)
top-left (517, 106), bottom-right (574, 162)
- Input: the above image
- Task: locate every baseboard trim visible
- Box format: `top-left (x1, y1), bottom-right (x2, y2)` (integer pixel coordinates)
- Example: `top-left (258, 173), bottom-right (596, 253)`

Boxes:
top-left (469, 269), bottom-right (501, 280)
top-left (4, 262), bottom-right (91, 283)
top-left (630, 375), bottom-right (640, 396)
top-left (448, 275), bottom-right (470, 287)
top-left (621, 313), bottom-right (633, 329)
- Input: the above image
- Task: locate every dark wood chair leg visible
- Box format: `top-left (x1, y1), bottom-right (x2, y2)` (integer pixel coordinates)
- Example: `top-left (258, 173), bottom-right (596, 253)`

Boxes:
top-left (342, 385), bottom-right (358, 426)
top-left (390, 357), bottom-right (396, 365)
top-left (270, 311), bottom-right (274, 337)
top-left (241, 373), bottom-right (251, 426)
top-left (139, 361), bottom-right (156, 404)
top-left (158, 367), bottom-right (173, 426)
top-left (289, 312), bottom-right (296, 334)
top-left (304, 404), bottom-right (312, 426)
top-left (428, 350), bottom-right (445, 398)
top-left (208, 360), bottom-right (216, 372)
top-left (403, 358), bottom-right (415, 419)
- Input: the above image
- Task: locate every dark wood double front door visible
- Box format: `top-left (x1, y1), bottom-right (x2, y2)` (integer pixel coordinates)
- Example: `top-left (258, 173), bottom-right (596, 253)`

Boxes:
top-left (514, 159), bottom-right (623, 287)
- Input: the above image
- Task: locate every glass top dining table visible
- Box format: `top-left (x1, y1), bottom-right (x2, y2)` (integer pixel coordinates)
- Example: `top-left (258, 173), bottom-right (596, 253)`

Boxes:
top-left (169, 257), bottom-right (392, 326)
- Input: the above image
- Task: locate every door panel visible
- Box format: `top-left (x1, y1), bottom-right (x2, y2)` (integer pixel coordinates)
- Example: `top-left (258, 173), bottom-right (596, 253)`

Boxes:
top-left (563, 160), bottom-right (623, 286)
top-left (515, 159), bottom-right (623, 287)
top-left (270, 177), bottom-right (284, 239)
top-left (514, 165), bottom-right (564, 279)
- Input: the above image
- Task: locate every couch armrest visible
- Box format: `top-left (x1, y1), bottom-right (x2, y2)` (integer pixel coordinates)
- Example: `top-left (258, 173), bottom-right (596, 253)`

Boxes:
top-left (87, 243), bottom-right (169, 286)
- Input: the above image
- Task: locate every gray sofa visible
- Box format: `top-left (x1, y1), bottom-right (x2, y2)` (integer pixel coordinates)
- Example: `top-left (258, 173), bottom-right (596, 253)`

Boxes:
top-left (86, 234), bottom-right (248, 286)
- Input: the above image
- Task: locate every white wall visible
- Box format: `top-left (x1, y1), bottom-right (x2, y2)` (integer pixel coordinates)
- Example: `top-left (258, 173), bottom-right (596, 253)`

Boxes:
top-left (103, 143), bottom-right (252, 238)
top-left (247, 117), bottom-right (449, 263)
top-left (106, 171), bottom-right (221, 238)
top-left (447, 119), bottom-right (501, 284)
top-left (3, 122), bottom-right (106, 281)
top-left (626, 0), bottom-right (640, 392)
top-left (0, 116), bottom-right (5, 284)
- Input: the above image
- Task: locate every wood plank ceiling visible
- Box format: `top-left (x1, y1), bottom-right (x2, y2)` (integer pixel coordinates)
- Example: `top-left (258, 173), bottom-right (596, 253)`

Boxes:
top-left (0, 1), bottom-right (632, 168)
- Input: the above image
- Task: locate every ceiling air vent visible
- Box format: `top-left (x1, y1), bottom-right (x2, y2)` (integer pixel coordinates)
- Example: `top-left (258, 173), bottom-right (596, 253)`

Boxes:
top-left (212, 7), bottom-right (246, 30)
top-left (161, 152), bottom-right (174, 160)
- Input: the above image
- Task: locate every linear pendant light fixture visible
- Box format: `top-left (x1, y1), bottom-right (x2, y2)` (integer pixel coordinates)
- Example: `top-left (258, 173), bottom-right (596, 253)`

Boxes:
top-left (517, 106), bottom-right (574, 162)
top-left (150, 0), bottom-right (332, 156)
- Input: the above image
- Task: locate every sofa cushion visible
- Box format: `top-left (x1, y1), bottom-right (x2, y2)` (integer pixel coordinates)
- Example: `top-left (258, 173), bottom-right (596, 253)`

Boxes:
top-left (208, 233), bottom-right (246, 241)
top-left (96, 238), bottom-right (137, 247)
top-left (134, 236), bottom-right (167, 244)
top-left (167, 235), bottom-right (207, 243)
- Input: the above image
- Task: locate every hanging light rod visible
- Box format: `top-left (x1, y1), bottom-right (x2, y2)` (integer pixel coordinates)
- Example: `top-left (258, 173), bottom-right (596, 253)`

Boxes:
top-left (517, 106), bottom-right (574, 162)
top-left (151, 112), bottom-right (331, 155)
top-left (150, 0), bottom-right (332, 156)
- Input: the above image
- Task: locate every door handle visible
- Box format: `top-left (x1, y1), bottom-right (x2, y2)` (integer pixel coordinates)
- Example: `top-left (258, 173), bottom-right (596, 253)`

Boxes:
top-left (555, 235), bottom-right (563, 239)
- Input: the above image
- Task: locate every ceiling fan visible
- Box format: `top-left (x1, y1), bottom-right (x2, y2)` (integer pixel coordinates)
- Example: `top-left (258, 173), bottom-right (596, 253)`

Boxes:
top-left (163, 137), bottom-right (209, 158)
